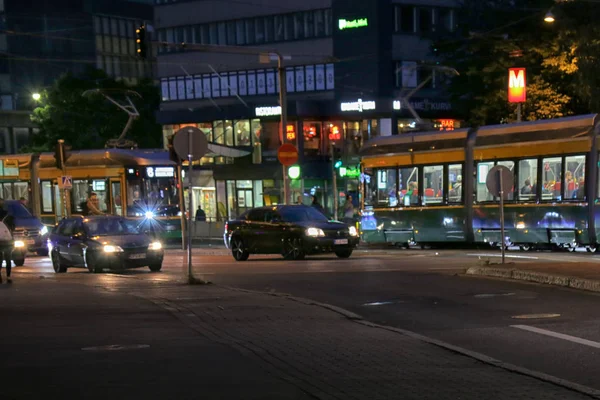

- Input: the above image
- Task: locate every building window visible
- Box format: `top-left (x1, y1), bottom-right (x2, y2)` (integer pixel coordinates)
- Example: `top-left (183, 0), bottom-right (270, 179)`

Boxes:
top-left (304, 12), bottom-right (314, 38)
top-left (246, 19), bottom-right (255, 44)
top-left (437, 8), bottom-right (453, 32)
top-left (235, 20), bottom-right (245, 45)
top-left (264, 16), bottom-right (274, 42)
top-left (255, 17), bottom-right (265, 44)
top-left (284, 14), bottom-right (294, 40)
top-left (227, 21), bottom-right (236, 45)
top-left (274, 15), bottom-right (284, 41)
top-left (396, 5), bottom-right (415, 33)
top-left (314, 10), bottom-right (325, 37)
top-left (217, 22), bottom-right (226, 45)
top-left (418, 8), bottom-right (433, 33)
top-left (293, 13), bottom-right (304, 39)
top-left (324, 9), bottom-right (332, 36)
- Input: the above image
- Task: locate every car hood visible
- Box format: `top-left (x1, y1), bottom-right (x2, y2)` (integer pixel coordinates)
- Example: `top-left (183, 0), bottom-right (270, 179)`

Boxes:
top-left (89, 234), bottom-right (152, 248)
top-left (13, 217), bottom-right (44, 230)
top-left (293, 220), bottom-right (349, 230)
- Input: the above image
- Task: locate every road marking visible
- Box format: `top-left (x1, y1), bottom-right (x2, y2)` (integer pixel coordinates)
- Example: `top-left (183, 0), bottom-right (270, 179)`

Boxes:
top-left (511, 313), bottom-right (561, 319)
top-left (467, 253), bottom-right (539, 260)
top-left (474, 292), bottom-right (516, 298)
top-left (511, 325), bottom-right (600, 349)
top-left (362, 301), bottom-right (396, 306)
top-left (82, 344), bottom-right (150, 352)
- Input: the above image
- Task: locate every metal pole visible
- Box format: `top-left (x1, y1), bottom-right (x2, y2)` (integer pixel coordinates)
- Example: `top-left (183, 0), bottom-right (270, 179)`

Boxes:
top-left (331, 142), bottom-right (338, 220)
top-left (517, 103), bottom-right (522, 122)
top-left (58, 139), bottom-right (69, 218)
top-left (278, 55), bottom-right (289, 204)
top-left (187, 131), bottom-right (194, 281)
top-left (499, 170), bottom-right (505, 264)
top-left (177, 163), bottom-right (185, 250)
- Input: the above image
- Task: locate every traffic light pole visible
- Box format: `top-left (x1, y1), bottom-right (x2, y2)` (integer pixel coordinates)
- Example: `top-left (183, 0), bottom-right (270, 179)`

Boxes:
top-left (330, 142), bottom-right (338, 220)
top-left (277, 55), bottom-right (289, 205)
top-left (58, 139), bottom-right (69, 218)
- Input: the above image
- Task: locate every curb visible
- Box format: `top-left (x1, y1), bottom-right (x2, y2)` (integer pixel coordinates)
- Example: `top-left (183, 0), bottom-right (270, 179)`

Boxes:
top-left (465, 266), bottom-right (600, 293)
top-left (220, 284), bottom-right (600, 399)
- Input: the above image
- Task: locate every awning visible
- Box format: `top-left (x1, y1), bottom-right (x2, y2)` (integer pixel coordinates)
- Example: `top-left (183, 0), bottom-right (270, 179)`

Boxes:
top-left (206, 143), bottom-right (251, 158)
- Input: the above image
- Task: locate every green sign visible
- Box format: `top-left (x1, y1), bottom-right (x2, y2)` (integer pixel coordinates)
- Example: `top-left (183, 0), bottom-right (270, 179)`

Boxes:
top-left (339, 167), bottom-right (360, 178)
top-left (338, 18), bottom-right (368, 31)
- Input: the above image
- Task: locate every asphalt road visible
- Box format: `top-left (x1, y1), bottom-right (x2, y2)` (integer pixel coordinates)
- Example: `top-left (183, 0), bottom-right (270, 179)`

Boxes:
top-left (14, 247), bottom-right (600, 392)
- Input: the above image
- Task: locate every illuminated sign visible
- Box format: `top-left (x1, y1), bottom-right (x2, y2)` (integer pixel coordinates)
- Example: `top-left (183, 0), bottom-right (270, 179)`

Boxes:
top-left (255, 106), bottom-right (281, 116)
top-left (155, 167), bottom-right (175, 177)
top-left (394, 99), bottom-right (451, 111)
top-left (438, 119), bottom-right (455, 131)
top-left (340, 99), bottom-right (376, 112)
top-left (328, 125), bottom-right (341, 141)
top-left (286, 124), bottom-right (296, 141)
top-left (338, 18), bottom-right (368, 30)
top-left (304, 125), bottom-right (317, 138)
top-left (508, 68), bottom-right (526, 103)
top-left (340, 167), bottom-right (360, 178)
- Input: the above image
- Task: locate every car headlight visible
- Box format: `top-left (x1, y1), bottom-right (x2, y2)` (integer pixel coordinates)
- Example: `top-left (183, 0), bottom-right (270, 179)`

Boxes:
top-left (14, 240), bottom-right (25, 248)
top-left (306, 227), bottom-right (325, 237)
top-left (348, 226), bottom-right (358, 237)
top-left (145, 211), bottom-right (155, 219)
top-left (40, 226), bottom-right (48, 236)
top-left (103, 245), bottom-right (123, 253)
top-left (149, 241), bottom-right (162, 251)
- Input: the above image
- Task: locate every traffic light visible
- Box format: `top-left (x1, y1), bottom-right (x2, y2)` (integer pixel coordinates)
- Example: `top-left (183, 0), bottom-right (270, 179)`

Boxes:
top-left (288, 165), bottom-right (301, 179)
top-left (334, 160), bottom-right (342, 169)
top-left (135, 25), bottom-right (147, 59)
top-left (53, 140), bottom-right (72, 170)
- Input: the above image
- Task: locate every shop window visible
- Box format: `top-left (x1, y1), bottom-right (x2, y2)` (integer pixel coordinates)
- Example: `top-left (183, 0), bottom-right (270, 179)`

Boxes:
top-left (304, 122), bottom-right (321, 155)
top-left (224, 120), bottom-right (233, 146)
top-left (448, 164), bottom-right (462, 203)
top-left (234, 120), bottom-right (251, 146)
top-left (399, 167), bottom-right (419, 206)
top-left (423, 165), bottom-right (443, 205)
top-left (213, 121), bottom-right (225, 144)
top-left (518, 159), bottom-right (537, 201)
top-left (253, 181), bottom-right (264, 208)
top-left (198, 122), bottom-right (213, 142)
top-left (565, 155), bottom-right (585, 200)
top-left (542, 157), bottom-right (562, 201)
top-left (216, 180), bottom-right (226, 221)
top-left (226, 180), bottom-right (236, 220)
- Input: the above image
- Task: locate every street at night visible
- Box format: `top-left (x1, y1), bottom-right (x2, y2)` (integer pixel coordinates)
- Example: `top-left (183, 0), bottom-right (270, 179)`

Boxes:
top-left (4, 248), bottom-right (600, 399)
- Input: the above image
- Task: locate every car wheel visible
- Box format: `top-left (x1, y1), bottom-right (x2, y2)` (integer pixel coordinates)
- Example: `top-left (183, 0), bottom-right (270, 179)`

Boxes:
top-left (13, 258), bottom-right (25, 266)
top-left (282, 237), bottom-right (305, 260)
top-left (51, 250), bottom-right (67, 273)
top-left (85, 251), bottom-right (103, 273)
top-left (148, 263), bottom-right (162, 272)
top-left (334, 249), bottom-right (353, 258)
top-left (36, 249), bottom-right (49, 257)
top-left (231, 236), bottom-right (250, 261)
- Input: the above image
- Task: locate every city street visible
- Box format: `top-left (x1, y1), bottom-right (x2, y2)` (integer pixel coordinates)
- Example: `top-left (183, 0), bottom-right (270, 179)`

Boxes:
top-left (6, 248), bottom-right (600, 398)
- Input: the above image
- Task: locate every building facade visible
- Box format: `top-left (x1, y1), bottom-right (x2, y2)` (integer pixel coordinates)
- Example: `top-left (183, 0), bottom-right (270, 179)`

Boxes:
top-left (155, 0), bottom-right (460, 221)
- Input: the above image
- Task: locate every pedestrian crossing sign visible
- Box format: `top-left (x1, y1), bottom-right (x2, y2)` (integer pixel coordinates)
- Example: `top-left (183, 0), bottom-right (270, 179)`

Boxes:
top-left (59, 175), bottom-right (72, 190)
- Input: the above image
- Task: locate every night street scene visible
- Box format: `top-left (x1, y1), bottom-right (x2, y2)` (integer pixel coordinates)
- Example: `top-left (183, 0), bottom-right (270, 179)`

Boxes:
top-left (5, 0), bottom-right (600, 399)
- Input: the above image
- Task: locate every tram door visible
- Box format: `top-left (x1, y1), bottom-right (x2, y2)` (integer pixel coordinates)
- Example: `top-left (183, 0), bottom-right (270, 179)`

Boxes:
top-left (110, 179), bottom-right (123, 216)
top-left (236, 188), bottom-right (253, 216)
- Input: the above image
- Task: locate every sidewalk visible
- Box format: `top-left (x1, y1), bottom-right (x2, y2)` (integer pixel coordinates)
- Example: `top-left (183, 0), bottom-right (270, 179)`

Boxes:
top-left (0, 276), bottom-right (596, 399)
top-left (466, 259), bottom-right (600, 293)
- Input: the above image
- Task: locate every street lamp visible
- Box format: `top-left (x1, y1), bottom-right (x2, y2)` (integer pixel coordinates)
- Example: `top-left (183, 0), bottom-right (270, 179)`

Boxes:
top-left (544, 10), bottom-right (555, 23)
top-left (32, 92), bottom-right (41, 101)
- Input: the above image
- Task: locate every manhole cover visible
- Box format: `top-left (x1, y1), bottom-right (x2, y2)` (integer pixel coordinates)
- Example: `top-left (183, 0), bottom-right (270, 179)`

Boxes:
top-left (82, 344), bottom-right (150, 352)
top-left (511, 313), bottom-right (561, 319)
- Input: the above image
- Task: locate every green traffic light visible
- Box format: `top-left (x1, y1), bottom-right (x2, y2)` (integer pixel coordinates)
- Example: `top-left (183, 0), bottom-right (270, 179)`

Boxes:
top-left (288, 165), bottom-right (301, 179)
top-left (334, 161), bottom-right (342, 169)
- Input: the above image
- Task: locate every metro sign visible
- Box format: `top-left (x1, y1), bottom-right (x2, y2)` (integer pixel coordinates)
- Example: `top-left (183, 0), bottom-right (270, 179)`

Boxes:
top-left (508, 68), bottom-right (526, 103)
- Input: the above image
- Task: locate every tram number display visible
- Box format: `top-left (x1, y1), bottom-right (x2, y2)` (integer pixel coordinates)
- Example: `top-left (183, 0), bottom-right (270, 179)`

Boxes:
top-left (127, 167), bottom-right (175, 178)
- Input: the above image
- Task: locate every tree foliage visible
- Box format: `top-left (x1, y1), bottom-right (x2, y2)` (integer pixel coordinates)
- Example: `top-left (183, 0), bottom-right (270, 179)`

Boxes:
top-left (435, 0), bottom-right (600, 126)
top-left (29, 68), bottom-right (162, 151)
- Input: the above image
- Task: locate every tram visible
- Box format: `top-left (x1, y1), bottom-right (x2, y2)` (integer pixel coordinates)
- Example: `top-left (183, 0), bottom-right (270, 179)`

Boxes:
top-left (359, 114), bottom-right (600, 251)
top-left (0, 149), bottom-right (182, 240)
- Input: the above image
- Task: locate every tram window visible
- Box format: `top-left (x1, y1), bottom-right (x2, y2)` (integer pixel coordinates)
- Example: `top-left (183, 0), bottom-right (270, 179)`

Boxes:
top-left (518, 159), bottom-right (537, 201)
top-left (366, 168), bottom-right (397, 207)
top-left (13, 182), bottom-right (27, 202)
top-left (497, 161), bottom-right (514, 200)
top-left (423, 165), bottom-right (443, 205)
top-left (476, 162), bottom-right (495, 202)
top-left (542, 157), bottom-right (562, 201)
top-left (111, 181), bottom-right (122, 216)
top-left (398, 167), bottom-right (418, 206)
top-left (41, 181), bottom-right (53, 213)
top-left (565, 155), bottom-right (585, 200)
top-left (127, 179), bottom-right (143, 207)
top-left (448, 164), bottom-right (462, 203)
top-left (2, 183), bottom-right (12, 200)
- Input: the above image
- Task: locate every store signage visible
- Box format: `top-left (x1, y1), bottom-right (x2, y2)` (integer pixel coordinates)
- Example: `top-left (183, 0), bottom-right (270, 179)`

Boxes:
top-left (340, 99), bottom-right (376, 112)
top-left (508, 68), bottom-right (526, 103)
top-left (338, 18), bottom-right (368, 30)
top-left (393, 99), bottom-right (452, 112)
top-left (328, 126), bottom-right (341, 141)
top-left (438, 119), bottom-right (455, 131)
top-left (286, 124), bottom-right (296, 141)
top-left (255, 106), bottom-right (281, 116)
top-left (340, 167), bottom-right (360, 178)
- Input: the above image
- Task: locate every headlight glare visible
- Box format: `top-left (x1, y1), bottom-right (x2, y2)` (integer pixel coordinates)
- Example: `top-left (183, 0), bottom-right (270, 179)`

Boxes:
top-left (348, 226), bottom-right (358, 237)
top-left (103, 245), bottom-right (123, 253)
top-left (14, 240), bottom-right (25, 248)
top-left (144, 211), bottom-right (155, 219)
top-left (306, 227), bottom-right (325, 237)
top-left (149, 241), bottom-right (162, 251)
top-left (40, 226), bottom-right (48, 236)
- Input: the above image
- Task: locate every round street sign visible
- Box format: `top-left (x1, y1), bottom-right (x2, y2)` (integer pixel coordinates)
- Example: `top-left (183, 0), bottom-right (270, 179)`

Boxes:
top-left (173, 127), bottom-right (209, 161)
top-left (277, 143), bottom-right (299, 166)
top-left (486, 165), bottom-right (514, 198)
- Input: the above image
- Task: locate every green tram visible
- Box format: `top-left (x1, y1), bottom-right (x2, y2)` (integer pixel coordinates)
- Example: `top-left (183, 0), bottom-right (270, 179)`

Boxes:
top-left (0, 149), bottom-right (182, 240)
top-left (359, 114), bottom-right (600, 251)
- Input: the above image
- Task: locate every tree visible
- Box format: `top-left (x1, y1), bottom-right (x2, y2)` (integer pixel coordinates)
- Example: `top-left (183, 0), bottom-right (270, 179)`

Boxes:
top-left (434, 0), bottom-right (600, 126)
top-left (29, 68), bottom-right (162, 151)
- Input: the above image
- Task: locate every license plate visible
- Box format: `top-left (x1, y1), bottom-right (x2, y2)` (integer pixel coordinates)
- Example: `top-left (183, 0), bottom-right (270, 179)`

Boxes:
top-left (334, 239), bottom-right (348, 245)
top-left (129, 253), bottom-right (146, 259)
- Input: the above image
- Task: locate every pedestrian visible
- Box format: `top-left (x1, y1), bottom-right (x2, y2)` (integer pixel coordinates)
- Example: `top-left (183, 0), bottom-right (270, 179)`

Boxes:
top-left (195, 205), bottom-right (206, 221)
top-left (296, 195), bottom-right (303, 205)
top-left (343, 195), bottom-right (355, 219)
top-left (86, 193), bottom-right (104, 216)
top-left (311, 195), bottom-right (325, 215)
top-left (0, 199), bottom-right (15, 283)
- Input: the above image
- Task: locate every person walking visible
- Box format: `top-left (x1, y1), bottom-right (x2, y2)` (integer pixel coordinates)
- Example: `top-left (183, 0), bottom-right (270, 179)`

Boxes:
top-left (195, 205), bottom-right (206, 221)
top-left (0, 200), bottom-right (15, 283)
top-left (311, 195), bottom-right (325, 215)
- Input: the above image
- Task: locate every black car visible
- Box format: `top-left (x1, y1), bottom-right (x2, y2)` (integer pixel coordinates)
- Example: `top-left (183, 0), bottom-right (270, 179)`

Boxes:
top-left (48, 215), bottom-right (164, 273)
top-left (224, 205), bottom-right (359, 261)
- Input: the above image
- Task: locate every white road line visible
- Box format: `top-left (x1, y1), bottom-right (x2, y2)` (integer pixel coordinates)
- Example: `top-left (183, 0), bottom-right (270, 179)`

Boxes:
top-left (467, 253), bottom-right (540, 260)
top-left (511, 325), bottom-right (600, 349)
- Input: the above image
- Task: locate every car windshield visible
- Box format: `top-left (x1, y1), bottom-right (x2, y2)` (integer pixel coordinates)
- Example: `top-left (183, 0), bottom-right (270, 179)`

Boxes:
top-left (279, 207), bottom-right (329, 223)
top-left (6, 202), bottom-right (33, 218)
top-left (85, 218), bottom-right (140, 236)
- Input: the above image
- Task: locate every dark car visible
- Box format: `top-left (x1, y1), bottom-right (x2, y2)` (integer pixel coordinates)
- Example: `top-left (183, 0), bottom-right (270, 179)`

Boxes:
top-left (48, 215), bottom-right (164, 273)
top-left (224, 205), bottom-right (359, 261)
top-left (3, 200), bottom-right (49, 264)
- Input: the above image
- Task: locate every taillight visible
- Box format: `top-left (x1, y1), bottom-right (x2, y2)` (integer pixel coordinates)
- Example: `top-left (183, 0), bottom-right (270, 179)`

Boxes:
top-left (224, 222), bottom-right (228, 232)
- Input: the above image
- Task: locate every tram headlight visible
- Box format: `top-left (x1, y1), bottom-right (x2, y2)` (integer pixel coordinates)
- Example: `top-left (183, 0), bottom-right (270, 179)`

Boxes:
top-left (144, 211), bottom-right (155, 219)
top-left (39, 226), bottom-right (48, 236)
